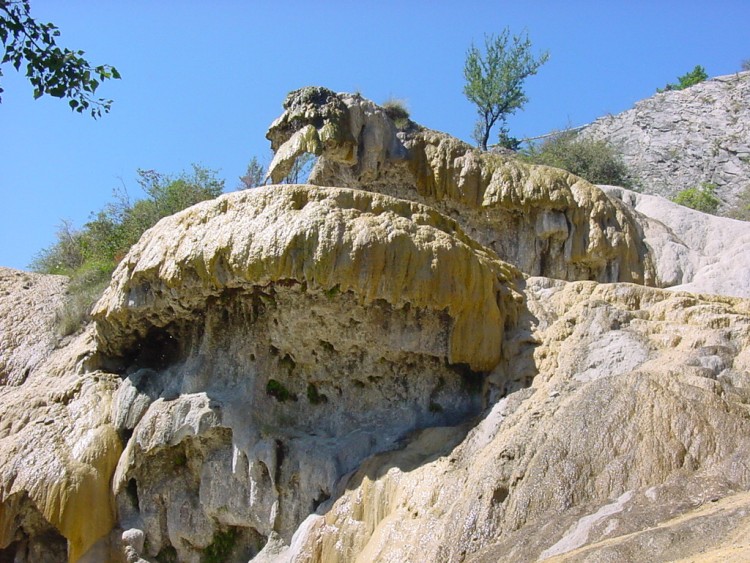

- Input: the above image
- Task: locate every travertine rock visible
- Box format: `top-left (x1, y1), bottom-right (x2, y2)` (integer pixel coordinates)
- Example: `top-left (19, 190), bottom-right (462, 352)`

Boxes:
top-left (3, 88), bottom-right (750, 563)
top-left (90, 185), bottom-right (523, 562)
top-left (0, 268), bottom-right (68, 386)
top-left (274, 280), bottom-right (750, 562)
top-left (93, 185), bottom-right (521, 371)
top-left (583, 72), bottom-right (750, 208)
top-left (0, 269), bottom-right (122, 563)
top-left (605, 185), bottom-right (750, 297)
top-left (267, 88), bottom-right (655, 286)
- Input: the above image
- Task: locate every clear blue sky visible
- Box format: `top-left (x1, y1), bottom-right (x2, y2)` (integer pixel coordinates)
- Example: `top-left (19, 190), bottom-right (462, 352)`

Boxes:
top-left (2, 0), bottom-right (749, 270)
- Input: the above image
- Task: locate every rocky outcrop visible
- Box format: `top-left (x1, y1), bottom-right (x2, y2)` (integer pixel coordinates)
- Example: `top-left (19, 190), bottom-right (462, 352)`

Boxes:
top-left (583, 72), bottom-right (750, 208)
top-left (0, 269), bottom-right (122, 563)
top-left (273, 280), bottom-right (750, 562)
top-left (0, 268), bottom-right (68, 386)
top-left (89, 185), bottom-right (524, 562)
top-left (3, 89), bottom-right (750, 563)
top-left (604, 186), bottom-right (750, 298)
top-left (267, 87), bottom-right (655, 286)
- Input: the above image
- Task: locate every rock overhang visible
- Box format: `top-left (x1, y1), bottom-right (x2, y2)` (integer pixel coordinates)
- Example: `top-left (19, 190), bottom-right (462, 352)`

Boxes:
top-left (93, 184), bottom-right (523, 373)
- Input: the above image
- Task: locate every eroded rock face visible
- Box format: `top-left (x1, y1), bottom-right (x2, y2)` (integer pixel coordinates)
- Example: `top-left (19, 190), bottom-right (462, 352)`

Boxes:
top-left (0, 269), bottom-right (122, 563)
top-left (583, 71), bottom-right (750, 208)
top-left (604, 185), bottom-right (750, 298)
top-left (267, 88), bottom-right (655, 286)
top-left (275, 281), bottom-right (750, 562)
top-left (3, 87), bottom-right (750, 563)
top-left (89, 185), bottom-right (523, 562)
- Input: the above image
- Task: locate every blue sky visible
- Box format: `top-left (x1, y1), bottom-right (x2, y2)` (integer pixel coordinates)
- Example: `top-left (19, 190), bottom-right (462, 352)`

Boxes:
top-left (2, 0), bottom-right (749, 270)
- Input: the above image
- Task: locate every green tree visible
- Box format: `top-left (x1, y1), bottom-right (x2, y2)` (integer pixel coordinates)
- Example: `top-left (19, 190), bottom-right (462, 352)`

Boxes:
top-left (238, 156), bottom-right (266, 189)
top-left (658, 65), bottom-right (708, 93)
top-left (522, 129), bottom-right (633, 188)
top-left (0, 0), bottom-right (120, 117)
top-left (463, 29), bottom-right (549, 151)
top-left (672, 182), bottom-right (721, 214)
top-left (31, 165), bottom-right (224, 334)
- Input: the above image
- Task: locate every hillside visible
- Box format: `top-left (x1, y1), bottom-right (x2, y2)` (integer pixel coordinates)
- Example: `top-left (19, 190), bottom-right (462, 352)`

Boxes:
top-left (2, 86), bottom-right (750, 563)
top-left (583, 71), bottom-right (750, 210)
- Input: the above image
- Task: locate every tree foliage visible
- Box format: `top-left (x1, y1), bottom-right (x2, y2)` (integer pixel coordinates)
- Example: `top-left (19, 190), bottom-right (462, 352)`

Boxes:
top-left (522, 129), bottom-right (634, 188)
top-left (657, 65), bottom-right (708, 93)
top-left (463, 29), bottom-right (549, 150)
top-left (0, 0), bottom-right (120, 117)
top-left (238, 156), bottom-right (266, 190)
top-left (672, 182), bottom-right (721, 214)
top-left (32, 165), bottom-right (224, 333)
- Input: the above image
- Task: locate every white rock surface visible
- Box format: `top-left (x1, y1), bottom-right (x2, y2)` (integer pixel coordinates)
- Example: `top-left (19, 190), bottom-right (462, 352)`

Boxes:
top-left (604, 185), bottom-right (750, 297)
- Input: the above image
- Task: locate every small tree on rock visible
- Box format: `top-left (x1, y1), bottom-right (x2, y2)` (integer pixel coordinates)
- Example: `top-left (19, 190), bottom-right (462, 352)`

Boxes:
top-left (463, 29), bottom-right (549, 151)
top-left (657, 65), bottom-right (708, 93)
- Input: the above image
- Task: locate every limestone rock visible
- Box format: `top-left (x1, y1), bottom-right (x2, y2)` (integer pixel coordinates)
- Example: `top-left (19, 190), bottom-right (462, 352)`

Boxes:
top-left (267, 88), bottom-right (655, 285)
top-left (0, 269), bottom-right (122, 562)
top-left (276, 280), bottom-right (750, 562)
top-left (93, 185), bottom-right (521, 371)
top-left (90, 185), bottom-right (523, 561)
top-left (4, 87), bottom-right (750, 563)
top-left (583, 72), bottom-right (750, 208)
top-left (605, 185), bottom-right (750, 297)
top-left (0, 267), bottom-right (68, 386)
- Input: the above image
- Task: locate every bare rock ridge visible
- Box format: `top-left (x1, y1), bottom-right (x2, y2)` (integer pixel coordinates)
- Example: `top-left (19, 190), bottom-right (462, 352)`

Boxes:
top-left (1, 86), bottom-right (750, 562)
top-left (584, 71), bottom-right (750, 208)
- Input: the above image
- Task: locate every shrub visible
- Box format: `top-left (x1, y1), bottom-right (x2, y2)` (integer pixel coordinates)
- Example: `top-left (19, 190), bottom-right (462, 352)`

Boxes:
top-left (672, 182), bottom-right (721, 214)
top-left (382, 97), bottom-right (411, 130)
top-left (202, 528), bottom-right (238, 563)
top-left (521, 130), bottom-right (633, 188)
top-left (266, 379), bottom-right (296, 402)
top-left (658, 65), bottom-right (708, 92)
top-left (31, 165), bottom-right (224, 334)
top-left (742, 59), bottom-right (750, 72)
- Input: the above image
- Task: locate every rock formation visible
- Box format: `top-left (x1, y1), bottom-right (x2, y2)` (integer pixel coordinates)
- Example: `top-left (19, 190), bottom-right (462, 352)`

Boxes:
top-left (603, 185), bottom-right (750, 298)
top-left (2, 88), bottom-right (750, 562)
top-left (583, 71), bottom-right (750, 209)
top-left (267, 87), bottom-right (654, 286)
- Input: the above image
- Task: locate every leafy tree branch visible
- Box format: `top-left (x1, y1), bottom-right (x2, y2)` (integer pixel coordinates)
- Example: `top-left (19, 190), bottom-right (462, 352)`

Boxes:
top-left (0, 0), bottom-right (120, 117)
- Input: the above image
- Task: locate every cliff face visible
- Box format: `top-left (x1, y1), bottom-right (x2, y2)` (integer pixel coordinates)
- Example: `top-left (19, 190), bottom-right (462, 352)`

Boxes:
top-left (2, 89), bottom-right (750, 563)
top-left (583, 72), bottom-right (750, 208)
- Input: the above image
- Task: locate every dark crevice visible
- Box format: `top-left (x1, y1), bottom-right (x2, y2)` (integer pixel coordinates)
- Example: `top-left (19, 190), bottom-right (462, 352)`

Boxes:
top-left (125, 478), bottom-right (140, 510)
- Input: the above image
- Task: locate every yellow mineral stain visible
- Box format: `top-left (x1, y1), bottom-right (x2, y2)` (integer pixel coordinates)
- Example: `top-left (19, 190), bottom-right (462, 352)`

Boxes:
top-left (94, 186), bottom-right (523, 372)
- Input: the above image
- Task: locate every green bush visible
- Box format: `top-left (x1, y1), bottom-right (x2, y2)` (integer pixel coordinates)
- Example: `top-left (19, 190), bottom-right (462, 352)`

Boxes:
top-left (658, 65), bottom-right (708, 92)
top-left (382, 98), bottom-right (411, 130)
top-left (266, 379), bottom-right (296, 402)
top-left (31, 165), bottom-right (224, 334)
top-left (672, 182), bottom-right (721, 214)
top-left (521, 130), bottom-right (633, 188)
top-left (202, 528), bottom-right (238, 563)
